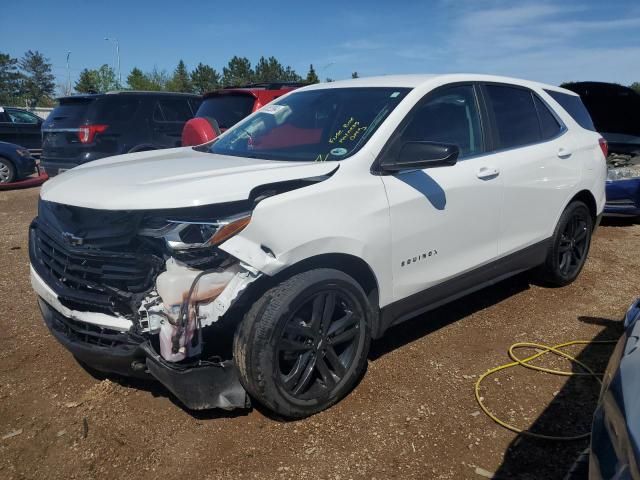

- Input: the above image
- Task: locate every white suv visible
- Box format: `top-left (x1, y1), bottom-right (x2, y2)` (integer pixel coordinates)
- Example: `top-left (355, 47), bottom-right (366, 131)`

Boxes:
top-left (30, 74), bottom-right (606, 418)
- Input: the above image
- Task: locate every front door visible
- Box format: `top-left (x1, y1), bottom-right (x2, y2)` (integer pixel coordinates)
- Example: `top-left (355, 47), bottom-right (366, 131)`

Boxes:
top-left (380, 84), bottom-right (503, 304)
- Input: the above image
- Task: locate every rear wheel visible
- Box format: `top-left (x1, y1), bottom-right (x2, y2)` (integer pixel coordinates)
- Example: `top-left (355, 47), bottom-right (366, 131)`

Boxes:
top-left (233, 269), bottom-right (371, 418)
top-left (538, 201), bottom-right (593, 286)
top-left (0, 157), bottom-right (16, 183)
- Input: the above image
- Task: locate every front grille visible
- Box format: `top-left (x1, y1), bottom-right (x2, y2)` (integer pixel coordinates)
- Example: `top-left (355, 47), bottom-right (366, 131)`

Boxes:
top-left (30, 221), bottom-right (163, 315)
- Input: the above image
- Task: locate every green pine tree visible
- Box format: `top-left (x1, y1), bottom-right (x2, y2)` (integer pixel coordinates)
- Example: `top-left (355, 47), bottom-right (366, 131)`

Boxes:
top-left (127, 67), bottom-right (155, 90)
top-left (75, 68), bottom-right (100, 94)
top-left (305, 64), bottom-right (319, 84)
top-left (190, 63), bottom-right (220, 94)
top-left (19, 50), bottom-right (55, 107)
top-left (167, 60), bottom-right (193, 93)
top-left (222, 56), bottom-right (254, 87)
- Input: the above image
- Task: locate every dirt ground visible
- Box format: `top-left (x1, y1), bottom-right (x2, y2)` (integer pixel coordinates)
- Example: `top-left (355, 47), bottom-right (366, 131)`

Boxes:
top-left (1, 186), bottom-right (638, 480)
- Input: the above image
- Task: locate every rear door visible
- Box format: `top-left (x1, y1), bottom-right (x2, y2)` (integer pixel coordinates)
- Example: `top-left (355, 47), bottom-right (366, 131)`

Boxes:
top-left (480, 83), bottom-right (580, 255)
top-left (151, 97), bottom-right (196, 147)
top-left (5, 108), bottom-right (43, 151)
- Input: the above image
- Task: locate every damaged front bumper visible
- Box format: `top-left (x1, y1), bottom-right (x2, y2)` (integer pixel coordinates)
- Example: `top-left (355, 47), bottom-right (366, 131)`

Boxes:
top-left (37, 294), bottom-right (251, 410)
top-left (30, 252), bottom-right (258, 411)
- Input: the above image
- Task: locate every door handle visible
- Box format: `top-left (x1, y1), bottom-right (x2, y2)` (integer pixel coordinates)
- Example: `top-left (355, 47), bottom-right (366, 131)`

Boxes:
top-left (557, 147), bottom-right (572, 158)
top-left (476, 166), bottom-right (500, 179)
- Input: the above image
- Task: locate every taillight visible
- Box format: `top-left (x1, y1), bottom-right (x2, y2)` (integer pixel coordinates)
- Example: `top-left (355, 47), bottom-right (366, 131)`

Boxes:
top-left (77, 124), bottom-right (108, 144)
top-left (598, 137), bottom-right (608, 159)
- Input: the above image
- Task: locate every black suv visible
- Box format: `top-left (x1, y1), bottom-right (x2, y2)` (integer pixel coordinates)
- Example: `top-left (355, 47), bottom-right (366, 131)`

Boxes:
top-left (0, 107), bottom-right (44, 157)
top-left (41, 92), bottom-right (201, 176)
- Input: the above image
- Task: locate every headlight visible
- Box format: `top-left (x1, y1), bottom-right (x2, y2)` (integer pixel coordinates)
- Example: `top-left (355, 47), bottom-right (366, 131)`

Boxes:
top-left (139, 212), bottom-right (251, 250)
top-left (16, 148), bottom-right (31, 157)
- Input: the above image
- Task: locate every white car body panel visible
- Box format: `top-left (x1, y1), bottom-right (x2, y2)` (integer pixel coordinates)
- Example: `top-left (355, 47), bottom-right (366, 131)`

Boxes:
top-left (380, 156), bottom-right (502, 302)
top-left (36, 73), bottom-right (607, 318)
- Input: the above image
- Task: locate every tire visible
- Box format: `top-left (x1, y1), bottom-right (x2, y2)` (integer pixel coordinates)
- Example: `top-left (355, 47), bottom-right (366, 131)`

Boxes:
top-left (233, 268), bottom-right (371, 419)
top-left (538, 201), bottom-right (594, 286)
top-left (0, 157), bottom-right (16, 184)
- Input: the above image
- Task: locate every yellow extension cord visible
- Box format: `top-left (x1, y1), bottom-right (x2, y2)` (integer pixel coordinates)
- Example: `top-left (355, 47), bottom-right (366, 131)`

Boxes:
top-left (475, 340), bottom-right (618, 441)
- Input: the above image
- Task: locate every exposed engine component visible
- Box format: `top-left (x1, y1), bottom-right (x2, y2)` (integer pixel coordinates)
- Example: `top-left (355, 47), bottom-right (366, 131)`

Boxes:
top-left (607, 153), bottom-right (640, 181)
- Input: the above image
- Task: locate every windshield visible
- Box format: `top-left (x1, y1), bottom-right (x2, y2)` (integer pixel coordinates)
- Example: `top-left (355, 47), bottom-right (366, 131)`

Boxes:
top-left (208, 87), bottom-right (411, 161)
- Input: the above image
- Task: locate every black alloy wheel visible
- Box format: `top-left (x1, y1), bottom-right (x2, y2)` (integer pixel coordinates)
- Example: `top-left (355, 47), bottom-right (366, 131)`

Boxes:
top-left (538, 200), bottom-right (593, 286)
top-left (276, 289), bottom-right (363, 401)
top-left (557, 209), bottom-right (590, 278)
top-left (233, 269), bottom-right (371, 418)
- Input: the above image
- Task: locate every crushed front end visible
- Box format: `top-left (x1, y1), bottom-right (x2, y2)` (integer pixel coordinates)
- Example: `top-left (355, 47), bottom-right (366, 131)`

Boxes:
top-left (29, 199), bottom-right (260, 410)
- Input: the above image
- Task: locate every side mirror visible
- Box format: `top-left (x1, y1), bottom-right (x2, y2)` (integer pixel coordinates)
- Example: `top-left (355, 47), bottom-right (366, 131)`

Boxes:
top-left (381, 141), bottom-right (459, 172)
top-left (181, 117), bottom-right (221, 147)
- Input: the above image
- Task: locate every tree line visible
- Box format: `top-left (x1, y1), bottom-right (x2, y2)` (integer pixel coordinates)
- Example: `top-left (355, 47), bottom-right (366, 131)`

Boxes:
top-left (2, 49), bottom-right (640, 106)
top-left (76, 57), bottom-right (324, 94)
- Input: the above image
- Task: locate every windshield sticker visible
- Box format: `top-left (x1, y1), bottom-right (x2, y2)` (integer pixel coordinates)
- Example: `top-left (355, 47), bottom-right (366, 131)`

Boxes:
top-left (260, 104), bottom-right (289, 115)
top-left (0, 107), bottom-right (4, 113)
top-left (390, 91), bottom-right (401, 98)
top-left (329, 117), bottom-right (368, 144)
top-left (330, 147), bottom-right (348, 156)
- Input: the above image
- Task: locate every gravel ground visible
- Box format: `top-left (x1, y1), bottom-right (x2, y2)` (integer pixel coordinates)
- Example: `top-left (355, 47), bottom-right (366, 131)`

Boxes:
top-left (1, 186), bottom-right (638, 480)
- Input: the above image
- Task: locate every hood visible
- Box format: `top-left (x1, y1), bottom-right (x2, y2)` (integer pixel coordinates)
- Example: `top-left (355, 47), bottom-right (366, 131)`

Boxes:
top-left (40, 147), bottom-right (338, 210)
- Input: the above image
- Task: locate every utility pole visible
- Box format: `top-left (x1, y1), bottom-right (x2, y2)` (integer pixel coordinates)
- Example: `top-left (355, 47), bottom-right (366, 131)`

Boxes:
top-left (66, 51), bottom-right (71, 95)
top-left (104, 37), bottom-right (121, 88)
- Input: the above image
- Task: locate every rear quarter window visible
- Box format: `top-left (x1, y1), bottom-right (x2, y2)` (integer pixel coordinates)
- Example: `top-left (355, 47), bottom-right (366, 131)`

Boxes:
top-left (154, 98), bottom-right (194, 122)
top-left (485, 84), bottom-right (541, 149)
top-left (544, 90), bottom-right (596, 131)
top-left (533, 95), bottom-right (563, 140)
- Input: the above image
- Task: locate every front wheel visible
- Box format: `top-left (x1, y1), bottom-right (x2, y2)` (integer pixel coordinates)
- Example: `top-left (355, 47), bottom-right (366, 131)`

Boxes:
top-left (538, 201), bottom-right (594, 286)
top-left (233, 269), bottom-right (371, 419)
top-left (0, 157), bottom-right (16, 184)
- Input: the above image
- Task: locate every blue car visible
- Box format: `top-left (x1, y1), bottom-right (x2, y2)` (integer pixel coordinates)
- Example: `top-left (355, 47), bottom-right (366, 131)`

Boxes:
top-left (562, 82), bottom-right (640, 218)
top-left (605, 152), bottom-right (640, 217)
top-left (0, 141), bottom-right (37, 184)
top-left (589, 298), bottom-right (640, 479)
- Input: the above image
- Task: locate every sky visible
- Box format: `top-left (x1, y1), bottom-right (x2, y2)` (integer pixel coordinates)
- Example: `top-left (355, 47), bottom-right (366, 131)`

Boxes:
top-left (1, 0), bottom-right (639, 92)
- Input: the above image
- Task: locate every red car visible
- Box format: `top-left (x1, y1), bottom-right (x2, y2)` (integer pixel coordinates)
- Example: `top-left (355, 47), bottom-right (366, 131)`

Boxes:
top-left (182, 82), bottom-right (305, 146)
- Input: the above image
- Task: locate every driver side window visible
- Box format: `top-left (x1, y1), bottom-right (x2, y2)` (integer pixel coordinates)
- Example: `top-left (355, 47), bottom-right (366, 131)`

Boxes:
top-left (401, 85), bottom-right (483, 159)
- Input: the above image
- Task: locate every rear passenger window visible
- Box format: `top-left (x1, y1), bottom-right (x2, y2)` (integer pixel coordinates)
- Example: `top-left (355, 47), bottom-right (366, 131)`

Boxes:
top-left (155, 98), bottom-right (193, 122)
top-left (485, 85), bottom-right (540, 149)
top-left (544, 90), bottom-right (596, 131)
top-left (401, 85), bottom-right (483, 158)
top-left (533, 95), bottom-right (562, 139)
top-left (94, 98), bottom-right (141, 122)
